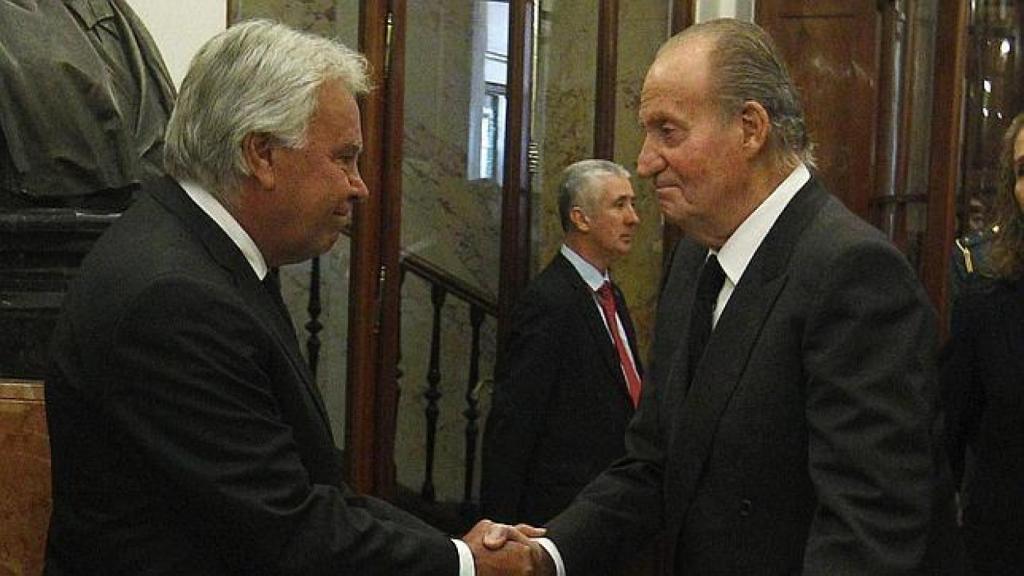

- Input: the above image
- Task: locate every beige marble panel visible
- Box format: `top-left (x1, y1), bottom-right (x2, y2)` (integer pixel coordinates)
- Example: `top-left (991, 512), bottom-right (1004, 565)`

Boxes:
top-left (532, 0), bottom-right (599, 272)
top-left (232, 0), bottom-right (359, 39)
top-left (611, 0), bottom-right (671, 362)
top-left (401, 1), bottom-right (502, 299)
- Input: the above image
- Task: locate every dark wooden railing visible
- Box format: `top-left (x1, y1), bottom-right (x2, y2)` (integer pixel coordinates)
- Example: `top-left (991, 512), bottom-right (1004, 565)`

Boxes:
top-left (299, 248), bottom-right (497, 529)
top-left (399, 253), bottom-right (497, 518)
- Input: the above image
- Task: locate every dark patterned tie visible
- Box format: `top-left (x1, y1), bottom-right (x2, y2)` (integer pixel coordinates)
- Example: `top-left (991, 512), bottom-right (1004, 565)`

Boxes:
top-left (686, 254), bottom-right (726, 387)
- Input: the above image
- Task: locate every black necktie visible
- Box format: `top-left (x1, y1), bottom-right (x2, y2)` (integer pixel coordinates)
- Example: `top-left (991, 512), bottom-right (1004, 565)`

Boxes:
top-left (686, 254), bottom-right (726, 387)
top-left (262, 269), bottom-right (297, 340)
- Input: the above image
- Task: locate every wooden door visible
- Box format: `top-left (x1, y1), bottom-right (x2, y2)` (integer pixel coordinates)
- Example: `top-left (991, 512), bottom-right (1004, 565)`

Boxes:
top-left (757, 0), bottom-right (883, 219)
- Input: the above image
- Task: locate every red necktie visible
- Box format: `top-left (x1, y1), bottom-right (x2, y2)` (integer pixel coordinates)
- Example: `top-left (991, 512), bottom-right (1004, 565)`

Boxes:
top-left (596, 281), bottom-right (642, 407)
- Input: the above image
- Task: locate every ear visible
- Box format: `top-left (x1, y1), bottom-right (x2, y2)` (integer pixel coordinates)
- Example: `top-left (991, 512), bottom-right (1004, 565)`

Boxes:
top-left (242, 133), bottom-right (276, 190)
top-left (569, 206), bottom-right (591, 233)
top-left (739, 101), bottom-right (771, 157)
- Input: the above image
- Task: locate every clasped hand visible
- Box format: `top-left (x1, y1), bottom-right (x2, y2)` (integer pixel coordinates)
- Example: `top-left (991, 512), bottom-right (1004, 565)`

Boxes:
top-left (462, 519), bottom-right (555, 576)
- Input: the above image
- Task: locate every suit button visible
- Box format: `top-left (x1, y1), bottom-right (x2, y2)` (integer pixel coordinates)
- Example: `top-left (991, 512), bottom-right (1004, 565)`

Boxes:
top-left (739, 499), bottom-right (753, 517)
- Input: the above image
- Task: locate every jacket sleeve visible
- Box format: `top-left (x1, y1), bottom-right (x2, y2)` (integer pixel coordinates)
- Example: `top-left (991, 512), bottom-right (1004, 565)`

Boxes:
top-left (101, 276), bottom-right (459, 576)
top-left (480, 292), bottom-right (560, 522)
top-left (800, 240), bottom-right (941, 575)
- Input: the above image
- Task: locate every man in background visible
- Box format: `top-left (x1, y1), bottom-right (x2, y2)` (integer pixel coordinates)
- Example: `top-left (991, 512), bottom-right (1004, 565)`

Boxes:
top-left (482, 159), bottom-right (642, 529)
top-left (44, 19), bottom-right (538, 576)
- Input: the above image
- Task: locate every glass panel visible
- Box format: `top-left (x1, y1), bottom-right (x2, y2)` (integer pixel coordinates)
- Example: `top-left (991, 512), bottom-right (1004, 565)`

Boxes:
top-left (904, 0), bottom-right (940, 270)
top-left (228, 1), bottom-right (361, 447)
top-left (395, 0), bottom-right (503, 512)
top-left (960, 0), bottom-right (1021, 239)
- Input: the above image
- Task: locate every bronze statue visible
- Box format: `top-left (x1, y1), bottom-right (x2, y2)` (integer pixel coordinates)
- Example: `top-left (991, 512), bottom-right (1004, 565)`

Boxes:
top-left (0, 0), bottom-right (175, 208)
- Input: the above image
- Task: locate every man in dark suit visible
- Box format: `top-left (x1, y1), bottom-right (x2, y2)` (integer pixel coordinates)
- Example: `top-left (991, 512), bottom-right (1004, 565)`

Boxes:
top-left (482, 159), bottom-right (641, 526)
top-left (481, 18), bottom-right (964, 576)
top-left (44, 20), bottom-right (539, 576)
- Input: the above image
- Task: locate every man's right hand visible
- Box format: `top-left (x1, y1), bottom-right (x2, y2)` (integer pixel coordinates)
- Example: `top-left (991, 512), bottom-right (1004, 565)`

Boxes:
top-left (462, 519), bottom-right (555, 576)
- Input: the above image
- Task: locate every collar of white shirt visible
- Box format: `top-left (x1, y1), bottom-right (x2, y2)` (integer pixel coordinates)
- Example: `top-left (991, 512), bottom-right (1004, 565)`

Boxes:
top-left (560, 244), bottom-right (610, 291)
top-left (178, 179), bottom-right (269, 281)
top-left (715, 163), bottom-right (810, 289)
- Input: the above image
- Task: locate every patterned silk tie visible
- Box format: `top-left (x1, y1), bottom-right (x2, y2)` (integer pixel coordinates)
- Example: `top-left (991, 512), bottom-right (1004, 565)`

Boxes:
top-left (686, 254), bottom-right (726, 387)
top-left (596, 281), bottom-right (642, 407)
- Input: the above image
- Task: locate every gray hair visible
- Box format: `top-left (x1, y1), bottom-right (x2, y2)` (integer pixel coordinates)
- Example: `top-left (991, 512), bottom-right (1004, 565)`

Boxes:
top-left (163, 19), bottom-right (370, 201)
top-left (663, 18), bottom-right (814, 169)
top-left (557, 159), bottom-right (631, 232)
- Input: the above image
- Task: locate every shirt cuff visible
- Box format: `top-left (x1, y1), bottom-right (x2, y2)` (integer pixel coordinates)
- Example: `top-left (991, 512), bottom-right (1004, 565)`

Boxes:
top-left (535, 537), bottom-right (567, 576)
top-left (452, 538), bottom-right (475, 576)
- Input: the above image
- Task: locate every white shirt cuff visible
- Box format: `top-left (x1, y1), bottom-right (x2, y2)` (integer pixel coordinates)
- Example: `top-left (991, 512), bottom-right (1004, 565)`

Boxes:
top-left (452, 538), bottom-right (475, 576)
top-left (535, 537), bottom-right (567, 576)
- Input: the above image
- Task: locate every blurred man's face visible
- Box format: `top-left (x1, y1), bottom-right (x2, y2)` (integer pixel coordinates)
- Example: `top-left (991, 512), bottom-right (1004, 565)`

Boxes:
top-left (1014, 125), bottom-right (1024, 213)
top-left (577, 175), bottom-right (640, 266)
top-left (266, 80), bottom-right (368, 265)
top-left (637, 40), bottom-right (754, 249)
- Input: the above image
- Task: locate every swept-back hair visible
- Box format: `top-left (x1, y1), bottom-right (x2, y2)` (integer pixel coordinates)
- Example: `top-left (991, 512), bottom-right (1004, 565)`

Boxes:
top-left (662, 18), bottom-right (814, 169)
top-left (163, 19), bottom-right (370, 202)
top-left (557, 159), bottom-right (631, 232)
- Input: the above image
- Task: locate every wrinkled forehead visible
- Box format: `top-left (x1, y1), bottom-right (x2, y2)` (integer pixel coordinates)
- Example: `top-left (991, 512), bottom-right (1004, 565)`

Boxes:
top-left (640, 42), bottom-right (714, 107)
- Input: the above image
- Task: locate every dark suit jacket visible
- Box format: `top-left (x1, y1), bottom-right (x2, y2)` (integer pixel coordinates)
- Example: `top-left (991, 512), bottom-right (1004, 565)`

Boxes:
top-left (44, 177), bottom-right (458, 576)
top-left (941, 278), bottom-right (1024, 574)
top-left (481, 253), bottom-right (641, 525)
top-left (546, 178), bottom-right (964, 575)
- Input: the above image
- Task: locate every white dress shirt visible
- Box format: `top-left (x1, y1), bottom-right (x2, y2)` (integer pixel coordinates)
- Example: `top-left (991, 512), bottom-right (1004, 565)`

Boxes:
top-left (712, 163), bottom-right (809, 326)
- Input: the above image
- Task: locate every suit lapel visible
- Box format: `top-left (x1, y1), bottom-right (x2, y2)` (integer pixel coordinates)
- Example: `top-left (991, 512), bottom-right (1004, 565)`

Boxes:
top-left (146, 178), bottom-right (333, 430)
top-left (665, 179), bottom-right (829, 524)
top-left (554, 255), bottom-right (634, 406)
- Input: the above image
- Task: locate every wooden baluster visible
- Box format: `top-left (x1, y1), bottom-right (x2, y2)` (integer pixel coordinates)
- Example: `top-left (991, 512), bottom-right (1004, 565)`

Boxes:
top-left (305, 256), bottom-right (322, 379)
top-left (461, 305), bottom-right (485, 517)
top-left (421, 283), bottom-right (446, 502)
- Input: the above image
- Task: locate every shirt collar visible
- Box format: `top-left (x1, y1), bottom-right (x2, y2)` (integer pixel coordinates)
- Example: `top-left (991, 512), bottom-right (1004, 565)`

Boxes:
top-left (560, 244), bottom-right (609, 291)
top-left (178, 179), bottom-right (269, 280)
top-left (715, 163), bottom-right (810, 286)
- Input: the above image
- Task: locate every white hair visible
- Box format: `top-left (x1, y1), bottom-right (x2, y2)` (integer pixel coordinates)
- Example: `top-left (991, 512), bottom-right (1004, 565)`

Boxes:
top-left (163, 19), bottom-right (370, 201)
top-left (557, 159), bottom-right (631, 232)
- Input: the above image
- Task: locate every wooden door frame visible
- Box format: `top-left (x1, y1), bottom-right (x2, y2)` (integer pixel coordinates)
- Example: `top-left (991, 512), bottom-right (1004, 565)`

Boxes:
top-left (497, 0), bottom-right (537, 349)
top-left (344, 0), bottom-right (397, 496)
top-left (920, 0), bottom-right (969, 333)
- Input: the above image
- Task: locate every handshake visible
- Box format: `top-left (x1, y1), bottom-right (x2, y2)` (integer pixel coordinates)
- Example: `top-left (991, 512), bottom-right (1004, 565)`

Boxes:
top-left (462, 519), bottom-right (556, 576)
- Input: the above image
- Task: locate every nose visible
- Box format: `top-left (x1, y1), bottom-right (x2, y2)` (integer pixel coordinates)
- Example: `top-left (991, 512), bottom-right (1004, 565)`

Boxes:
top-left (637, 135), bottom-right (663, 179)
top-left (625, 202), bottom-right (640, 225)
top-left (348, 166), bottom-right (370, 199)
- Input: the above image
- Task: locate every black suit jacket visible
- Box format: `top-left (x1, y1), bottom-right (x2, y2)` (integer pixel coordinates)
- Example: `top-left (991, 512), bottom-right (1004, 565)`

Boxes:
top-left (941, 279), bottom-right (1024, 574)
top-left (44, 177), bottom-right (459, 576)
top-left (546, 178), bottom-right (964, 575)
top-left (481, 253), bottom-right (641, 525)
